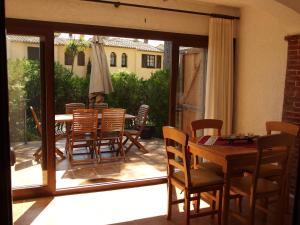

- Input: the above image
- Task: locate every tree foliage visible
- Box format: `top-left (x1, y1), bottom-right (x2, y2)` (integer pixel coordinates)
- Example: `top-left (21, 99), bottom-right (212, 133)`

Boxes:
top-left (65, 37), bottom-right (88, 73)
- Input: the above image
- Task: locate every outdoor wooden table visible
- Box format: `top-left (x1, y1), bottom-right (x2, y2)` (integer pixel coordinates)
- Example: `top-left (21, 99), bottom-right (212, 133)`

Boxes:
top-left (188, 137), bottom-right (286, 225)
top-left (55, 113), bottom-right (136, 152)
top-left (55, 113), bottom-right (135, 123)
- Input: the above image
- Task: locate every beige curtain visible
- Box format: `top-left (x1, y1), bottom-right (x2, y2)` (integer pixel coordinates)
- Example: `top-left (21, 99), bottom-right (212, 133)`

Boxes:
top-left (204, 18), bottom-right (234, 135)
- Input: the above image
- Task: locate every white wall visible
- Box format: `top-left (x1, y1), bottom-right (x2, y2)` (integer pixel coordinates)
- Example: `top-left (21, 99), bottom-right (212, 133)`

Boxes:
top-left (5, 0), bottom-right (239, 36)
top-left (234, 5), bottom-right (300, 135)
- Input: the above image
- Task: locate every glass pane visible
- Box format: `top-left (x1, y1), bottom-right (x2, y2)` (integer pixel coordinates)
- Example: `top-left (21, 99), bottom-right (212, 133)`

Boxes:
top-left (54, 34), bottom-right (168, 188)
top-left (176, 47), bottom-right (207, 136)
top-left (7, 34), bottom-right (47, 188)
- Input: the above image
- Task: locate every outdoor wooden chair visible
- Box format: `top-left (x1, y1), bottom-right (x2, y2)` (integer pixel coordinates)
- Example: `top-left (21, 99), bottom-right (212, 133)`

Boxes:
top-left (65, 103), bottom-right (86, 151)
top-left (123, 104), bottom-right (149, 154)
top-left (89, 102), bottom-right (108, 113)
top-left (65, 102), bottom-right (86, 114)
top-left (97, 108), bottom-right (126, 162)
top-left (68, 109), bottom-right (98, 162)
top-left (230, 133), bottom-right (295, 225)
top-left (163, 126), bottom-right (224, 225)
top-left (30, 106), bottom-right (65, 161)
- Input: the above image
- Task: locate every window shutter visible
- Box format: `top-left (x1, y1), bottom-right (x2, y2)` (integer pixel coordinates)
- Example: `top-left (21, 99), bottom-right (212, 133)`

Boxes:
top-left (142, 54), bottom-right (147, 68)
top-left (27, 47), bottom-right (40, 61)
top-left (77, 51), bottom-right (85, 66)
top-left (156, 55), bottom-right (161, 68)
top-left (65, 52), bottom-right (73, 65)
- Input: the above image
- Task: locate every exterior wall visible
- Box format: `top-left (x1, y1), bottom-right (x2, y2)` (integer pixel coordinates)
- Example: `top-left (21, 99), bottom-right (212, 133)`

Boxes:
top-left (54, 45), bottom-right (91, 77)
top-left (135, 51), bottom-right (164, 79)
top-left (6, 41), bottom-right (39, 60)
top-left (103, 46), bottom-right (137, 76)
top-left (234, 5), bottom-right (300, 135)
top-left (7, 40), bottom-right (163, 78)
top-left (5, 0), bottom-right (239, 36)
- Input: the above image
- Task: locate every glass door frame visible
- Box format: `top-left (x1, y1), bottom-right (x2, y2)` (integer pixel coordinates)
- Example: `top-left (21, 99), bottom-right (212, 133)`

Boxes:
top-left (6, 26), bottom-right (56, 199)
top-left (6, 18), bottom-right (208, 198)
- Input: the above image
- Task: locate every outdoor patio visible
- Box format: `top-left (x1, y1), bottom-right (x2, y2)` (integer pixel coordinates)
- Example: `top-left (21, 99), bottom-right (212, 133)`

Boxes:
top-left (11, 138), bottom-right (167, 189)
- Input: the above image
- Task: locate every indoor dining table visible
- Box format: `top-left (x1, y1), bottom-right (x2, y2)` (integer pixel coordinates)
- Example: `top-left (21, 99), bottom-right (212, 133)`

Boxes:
top-left (188, 137), bottom-right (287, 225)
top-left (55, 113), bottom-right (136, 152)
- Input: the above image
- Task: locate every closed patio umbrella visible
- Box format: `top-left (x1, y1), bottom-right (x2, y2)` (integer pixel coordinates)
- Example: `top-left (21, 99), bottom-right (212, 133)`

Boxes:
top-left (89, 35), bottom-right (113, 105)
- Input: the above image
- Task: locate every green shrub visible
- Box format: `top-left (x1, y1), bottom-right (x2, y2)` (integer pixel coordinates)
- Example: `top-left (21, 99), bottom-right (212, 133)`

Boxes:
top-left (7, 59), bottom-right (27, 142)
top-left (106, 70), bottom-right (169, 137)
top-left (145, 70), bottom-right (169, 137)
top-left (8, 58), bottom-right (169, 142)
top-left (105, 72), bottom-right (145, 115)
top-left (54, 63), bottom-right (89, 113)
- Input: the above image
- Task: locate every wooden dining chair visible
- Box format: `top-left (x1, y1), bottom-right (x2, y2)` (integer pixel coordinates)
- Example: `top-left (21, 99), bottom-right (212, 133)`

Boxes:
top-left (243, 121), bottom-right (299, 180)
top-left (97, 108), bottom-right (126, 162)
top-left (191, 119), bottom-right (243, 212)
top-left (123, 104), bottom-right (149, 154)
top-left (68, 109), bottom-right (98, 162)
top-left (230, 133), bottom-right (295, 225)
top-left (190, 119), bottom-right (223, 175)
top-left (30, 106), bottom-right (65, 161)
top-left (163, 126), bottom-right (224, 225)
top-left (89, 102), bottom-right (108, 113)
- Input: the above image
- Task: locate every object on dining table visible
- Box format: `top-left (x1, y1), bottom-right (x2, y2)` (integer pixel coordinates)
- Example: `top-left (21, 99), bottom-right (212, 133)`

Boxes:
top-left (219, 133), bottom-right (258, 144)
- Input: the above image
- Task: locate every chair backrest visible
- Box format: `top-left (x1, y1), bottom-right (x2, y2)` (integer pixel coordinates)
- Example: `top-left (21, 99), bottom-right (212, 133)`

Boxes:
top-left (30, 106), bottom-right (42, 136)
top-left (72, 109), bottom-right (98, 136)
top-left (65, 103), bottom-right (85, 114)
top-left (251, 134), bottom-right (295, 198)
top-left (89, 102), bottom-right (108, 113)
top-left (163, 126), bottom-right (190, 188)
top-left (191, 119), bottom-right (223, 138)
top-left (266, 121), bottom-right (299, 136)
top-left (101, 108), bottom-right (126, 134)
top-left (134, 104), bottom-right (150, 130)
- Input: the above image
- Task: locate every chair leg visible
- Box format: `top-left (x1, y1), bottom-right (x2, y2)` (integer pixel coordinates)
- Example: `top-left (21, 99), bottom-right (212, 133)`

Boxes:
top-left (167, 182), bottom-right (173, 220)
top-left (33, 146), bottom-right (42, 161)
top-left (249, 198), bottom-right (256, 225)
top-left (217, 188), bottom-right (223, 225)
top-left (55, 147), bottom-right (65, 159)
top-left (211, 191), bottom-right (216, 219)
top-left (194, 193), bottom-right (200, 213)
top-left (117, 139), bottom-right (126, 161)
top-left (122, 137), bottom-right (129, 146)
top-left (185, 191), bottom-right (190, 225)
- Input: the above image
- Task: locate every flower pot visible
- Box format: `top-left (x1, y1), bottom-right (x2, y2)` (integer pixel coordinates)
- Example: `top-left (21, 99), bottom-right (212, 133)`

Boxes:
top-left (140, 125), bottom-right (155, 139)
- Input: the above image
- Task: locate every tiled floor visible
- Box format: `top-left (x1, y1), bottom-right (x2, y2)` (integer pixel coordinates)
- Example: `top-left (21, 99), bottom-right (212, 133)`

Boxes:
top-left (13, 184), bottom-right (280, 225)
top-left (11, 138), bottom-right (167, 189)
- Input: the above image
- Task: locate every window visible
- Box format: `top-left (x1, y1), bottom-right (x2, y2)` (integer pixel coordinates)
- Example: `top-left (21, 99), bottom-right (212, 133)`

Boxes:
top-left (77, 51), bottom-right (85, 66)
top-left (121, 53), bottom-right (127, 67)
top-left (64, 52), bottom-right (73, 65)
top-left (156, 55), bottom-right (162, 68)
top-left (142, 54), bottom-right (155, 68)
top-left (110, 52), bottom-right (117, 67)
top-left (27, 47), bottom-right (40, 60)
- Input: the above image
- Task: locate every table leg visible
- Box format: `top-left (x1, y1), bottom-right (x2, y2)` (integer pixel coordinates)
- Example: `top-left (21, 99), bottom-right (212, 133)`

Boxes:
top-left (222, 167), bottom-right (231, 225)
top-left (65, 124), bottom-right (70, 154)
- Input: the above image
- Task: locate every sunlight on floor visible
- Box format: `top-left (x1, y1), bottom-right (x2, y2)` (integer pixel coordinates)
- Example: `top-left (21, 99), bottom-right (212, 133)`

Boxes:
top-left (13, 185), bottom-right (169, 225)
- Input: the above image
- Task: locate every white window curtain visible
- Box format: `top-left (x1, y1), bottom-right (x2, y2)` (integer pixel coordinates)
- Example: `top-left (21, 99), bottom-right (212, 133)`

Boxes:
top-left (204, 17), bottom-right (234, 135)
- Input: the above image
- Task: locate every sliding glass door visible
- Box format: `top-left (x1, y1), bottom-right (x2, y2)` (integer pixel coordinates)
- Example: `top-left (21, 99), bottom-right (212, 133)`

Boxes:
top-left (7, 34), bottom-right (50, 194)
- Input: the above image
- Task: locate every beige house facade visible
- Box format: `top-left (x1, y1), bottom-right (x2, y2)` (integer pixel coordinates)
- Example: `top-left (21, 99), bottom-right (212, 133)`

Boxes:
top-left (6, 35), bottom-right (164, 79)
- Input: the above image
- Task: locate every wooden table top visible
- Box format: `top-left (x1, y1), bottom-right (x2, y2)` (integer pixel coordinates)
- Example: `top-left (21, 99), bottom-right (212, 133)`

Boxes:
top-left (188, 139), bottom-right (287, 166)
top-left (55, 113), bottom-right (136, 123)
